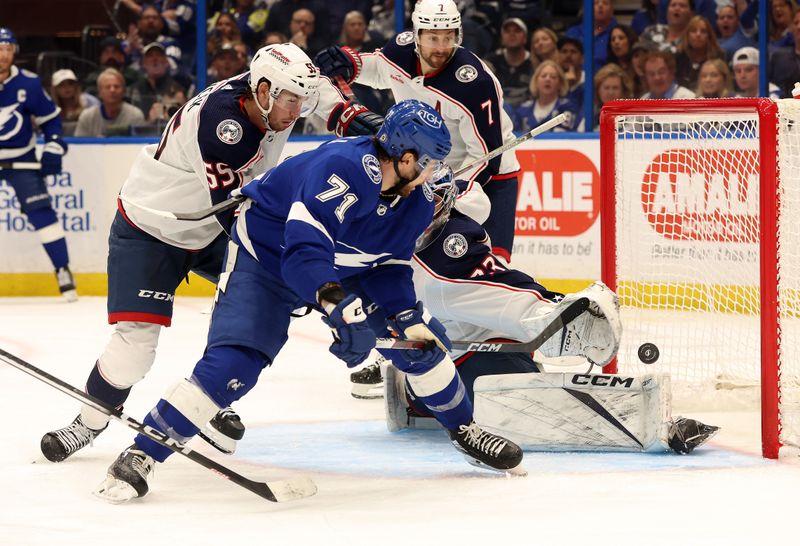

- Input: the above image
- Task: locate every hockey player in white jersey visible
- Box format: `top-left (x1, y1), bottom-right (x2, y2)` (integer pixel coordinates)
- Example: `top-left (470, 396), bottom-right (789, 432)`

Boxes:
top-left (0, 28), bottom-right (76, 301)
top-left (40, 42), bottom-right (380, 462)
top-left (93, 100), bottom-right (523, 503)
top-left (315, 0), bottom-right (520, 263)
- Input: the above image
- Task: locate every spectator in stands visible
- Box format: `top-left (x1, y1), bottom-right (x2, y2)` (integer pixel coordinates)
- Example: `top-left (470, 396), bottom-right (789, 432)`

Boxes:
top-left (656, 0), bottom-right (717, 30)
top-left (508, 60), bottom-right (582, 133)
top-left (207, 12), bottom-right (243, 56)
top-left (565, 0), bottom-right (619, 71)
top-left (124, 5), bottom-right (184, 75)
top-left (288, 8), bottom-right (327, 57)
top-left (593, 63), bottom-right (634, 129)
top-left (632, 0), bottom-right (659, 35)
top-left (50, 69), bottom-right (99, 136)
top-left (675, 15), bottom-right (724, 90)
top-left (84, 37), bottom-right (142, 96)
top-left (485, 18), bottom-right (533, 109)
top-left (732, 46), bottom-right (782, 99)
top-left (770, 10), bottom-right (800, 97)
top-left (207, 42), bottom-right (248, 84)
top-left (694, 58), bottom-right (734, 97)
top-left (641, 49), bottom-right (696, 98)
top-left (262, 31), bottom-right (289, 47)
top-left (328, 1), bottom-right (373, 45)
top-left (339, 10), bottom-right (382, 53)
top-left (129, 43), bottom-right (185, 122)
top-left (607, 25), bottom-right (639, 81)
top-left (230, 0), bottom-right (269, 51)
top-left (558, 36), bottom-right (586, 107)
top-left (530, 27), bottom-right (560, 69)
top-left (74, 69), bottom-right (145, 137)
top-left (715, 2), bottom-right (755, 58)
top-left (640, 0), bottom-right (695, 53)
top-left (769, 0), bottom-right (796, 51)
top-left (631, 40), bottom-right (656, 95)
top-left (264, 0), bottom-right (331, 43)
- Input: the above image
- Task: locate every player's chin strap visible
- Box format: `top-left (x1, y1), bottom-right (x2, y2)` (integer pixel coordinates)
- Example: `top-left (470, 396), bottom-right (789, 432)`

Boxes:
top-left (380, 158), bottom-right (419, 203)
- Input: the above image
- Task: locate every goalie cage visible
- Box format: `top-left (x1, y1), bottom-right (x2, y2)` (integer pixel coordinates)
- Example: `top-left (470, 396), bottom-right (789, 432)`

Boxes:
top-left (599, 97), bottom-right (800, 459)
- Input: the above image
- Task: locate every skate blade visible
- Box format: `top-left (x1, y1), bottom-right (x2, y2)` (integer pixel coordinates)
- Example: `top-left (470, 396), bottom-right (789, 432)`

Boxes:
top-left (462, 455), bottom-right (528, 477)
top-left (92, 475), bottom-right (141, 504)
top-left (61, 289), bottom-right (78, 303)
top-left (197, 428), bottom-right (236, 454)
top-left (268, 475), bottom-right (318, 502)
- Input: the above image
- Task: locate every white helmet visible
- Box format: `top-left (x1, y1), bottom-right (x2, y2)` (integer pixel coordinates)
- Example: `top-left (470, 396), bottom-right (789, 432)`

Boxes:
top-left (412, 0), bottom-right (462, 40)
top-left (249, 42), bottom-right (320, 124)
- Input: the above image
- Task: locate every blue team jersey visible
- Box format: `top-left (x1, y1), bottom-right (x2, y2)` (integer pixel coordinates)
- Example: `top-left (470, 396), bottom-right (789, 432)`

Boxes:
top-left (233, 136), bottom-right (435, 315)
top-left (0, 66), bottom-right (62, 161)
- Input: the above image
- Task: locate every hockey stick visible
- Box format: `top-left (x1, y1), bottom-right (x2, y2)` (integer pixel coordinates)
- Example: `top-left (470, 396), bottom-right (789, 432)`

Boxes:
top-left (0, 348), bottom-right (316, 504)
top-left (375, 296), bottom-right (590, 353)
top-left (452, 112), bottom-right (568, 178)
top-left (120, 114), bottom-right (568, 223)
top-left (334, 74), bottom-right (357, 101)
top-left (0, 162), bottom-right (42, 170)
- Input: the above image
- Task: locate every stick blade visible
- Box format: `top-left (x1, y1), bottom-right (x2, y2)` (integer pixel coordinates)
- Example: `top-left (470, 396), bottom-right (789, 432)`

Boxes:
top-left (266, 475), bottom-right (318, 502)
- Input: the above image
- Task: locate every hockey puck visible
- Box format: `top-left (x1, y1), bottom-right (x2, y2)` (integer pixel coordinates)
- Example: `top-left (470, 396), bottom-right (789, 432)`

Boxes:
top-left (638, 343), bottom-right (660, 364)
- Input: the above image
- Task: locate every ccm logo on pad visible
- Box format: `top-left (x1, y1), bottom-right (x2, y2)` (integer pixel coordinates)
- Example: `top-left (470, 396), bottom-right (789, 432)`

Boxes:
top-left (571, 374), bottom-right (634, 388)
top-left (137, 290), bottom-right (175, 302)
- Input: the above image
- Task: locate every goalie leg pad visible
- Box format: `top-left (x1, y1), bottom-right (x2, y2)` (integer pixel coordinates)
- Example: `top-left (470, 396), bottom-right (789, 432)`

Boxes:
top-left (523, 281), bottom-right (622, 366)
top-left (473, 372), bottom-right (671, 452)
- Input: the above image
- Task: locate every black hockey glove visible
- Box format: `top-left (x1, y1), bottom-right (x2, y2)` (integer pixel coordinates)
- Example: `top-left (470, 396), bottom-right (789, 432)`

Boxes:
top-left (41, 135), bottom-right (67, 176)
top-left (314, 45), bottom-right (361, 84)
top-left (327, 100), bottom-right (384, 137)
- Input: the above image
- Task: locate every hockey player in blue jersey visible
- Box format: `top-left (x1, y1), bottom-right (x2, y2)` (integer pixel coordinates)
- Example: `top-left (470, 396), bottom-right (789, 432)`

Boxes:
top-left (93, 100), bottom-right (524, 503)
top-left (0, 28), bottom-right (75, 301)
top-left (40, 42), bottom-right (381, 463)
top-left (314, 0), bottom-right (521, 264)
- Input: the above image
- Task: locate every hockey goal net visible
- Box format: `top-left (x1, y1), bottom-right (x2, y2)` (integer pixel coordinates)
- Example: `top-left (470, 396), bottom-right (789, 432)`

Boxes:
top-left (599, 98), bottom-right (800, 458)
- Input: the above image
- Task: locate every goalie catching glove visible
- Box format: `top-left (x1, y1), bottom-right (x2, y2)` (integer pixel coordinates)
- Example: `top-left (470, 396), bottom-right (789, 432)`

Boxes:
top-left (387, 302), bottom-right (451, 366)
top-left (327, 100), bottom-right (384, 137)
top-left (319, 286), bottom-right (376, 368)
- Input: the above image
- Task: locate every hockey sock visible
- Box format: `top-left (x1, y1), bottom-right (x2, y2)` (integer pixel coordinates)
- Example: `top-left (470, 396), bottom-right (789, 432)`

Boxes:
top-left (27, 208), bottom-right (69, 268)
top-left (136, 400), bottom-right (200, 462)
top-left (86, 362), bottom-right (132, 409)
top-left (406, 366), bottom-right (473, 430)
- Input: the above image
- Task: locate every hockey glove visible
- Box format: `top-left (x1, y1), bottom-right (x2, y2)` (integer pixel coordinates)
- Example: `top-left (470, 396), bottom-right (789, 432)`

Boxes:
top-left (41, 135), bottom-right (67, 176)
top-left (387, 302), bottom-right (451, 366)
top-left (327, 101), bottom-right (384, 137)
top-left (314, 45), bottom-right (361, 84)
top-left (321, 294), bottom-right (376, 368)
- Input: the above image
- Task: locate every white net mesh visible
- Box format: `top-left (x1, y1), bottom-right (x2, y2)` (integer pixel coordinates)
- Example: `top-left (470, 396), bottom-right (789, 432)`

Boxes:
top-left (607, 100), bottom-right (800, 454)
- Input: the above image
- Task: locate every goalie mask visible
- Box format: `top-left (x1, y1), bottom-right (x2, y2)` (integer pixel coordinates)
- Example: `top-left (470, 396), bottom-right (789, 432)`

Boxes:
top-left (249, 43), bottom-right (321, 127)
top-left (416, 164), bottom-right (458, 251)
top-left (412, 0), bottom-right (463, 54)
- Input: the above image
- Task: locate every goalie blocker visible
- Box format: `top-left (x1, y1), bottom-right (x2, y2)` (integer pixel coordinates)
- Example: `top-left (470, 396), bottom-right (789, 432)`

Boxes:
top-left (386, 368), bottom-right (719, 454)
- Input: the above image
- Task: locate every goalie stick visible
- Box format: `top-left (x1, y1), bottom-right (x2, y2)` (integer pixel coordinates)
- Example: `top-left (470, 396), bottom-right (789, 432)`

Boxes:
top-left (118, 113), bottom-right (569, 222)
top-left (0, 348), bottom-right (316, 504)
top-left (375, 296), bottom-right (590, 353)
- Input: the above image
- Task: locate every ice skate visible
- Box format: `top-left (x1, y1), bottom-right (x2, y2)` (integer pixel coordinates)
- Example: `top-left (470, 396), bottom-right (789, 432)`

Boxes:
top-left (449, 420), bottom-right (526, 475)
top-left (197, 407), bottom-right (245, 454)
top-left (94, 444), bottom-right (155, 504)
top-left (667, 417), bottom-right (720, 454)
top-left (350, 357), bottom-right (385, 399)
top-left (55, 266), bottom-right (78, 302)
top-left (41, 414), bottom-right (107, 462)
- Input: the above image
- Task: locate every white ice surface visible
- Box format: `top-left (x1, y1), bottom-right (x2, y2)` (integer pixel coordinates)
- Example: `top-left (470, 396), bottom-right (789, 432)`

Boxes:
top-left (1, 297), bottom-right (799, 546)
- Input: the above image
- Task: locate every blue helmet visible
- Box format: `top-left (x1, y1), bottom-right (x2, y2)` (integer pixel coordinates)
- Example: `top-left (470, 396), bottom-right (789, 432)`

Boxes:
top-left (376, 99), bottom-right (451, 165)
top-left (0, 28), bottom-right (18, 53)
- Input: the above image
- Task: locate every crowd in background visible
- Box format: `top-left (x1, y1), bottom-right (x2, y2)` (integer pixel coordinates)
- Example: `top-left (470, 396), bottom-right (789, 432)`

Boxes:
top-left (23, 0), bottom-right (800, 137)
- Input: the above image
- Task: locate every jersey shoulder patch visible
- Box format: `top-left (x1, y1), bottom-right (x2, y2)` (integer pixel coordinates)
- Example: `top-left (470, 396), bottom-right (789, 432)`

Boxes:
top-left (396, 31), bottom-right (414, 46)
top-left (442, 232), bottom-right (469, 258)
top-left (216, 119), bottom-right (243, 145)
top-left (454, 64), bottom-right (479, 83)
top-left (361, 153), bottom-right (382, 184)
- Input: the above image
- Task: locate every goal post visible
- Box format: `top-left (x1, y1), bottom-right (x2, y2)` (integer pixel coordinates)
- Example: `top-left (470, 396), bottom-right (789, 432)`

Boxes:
top-left (598, 98), bottom-right (798, 459)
